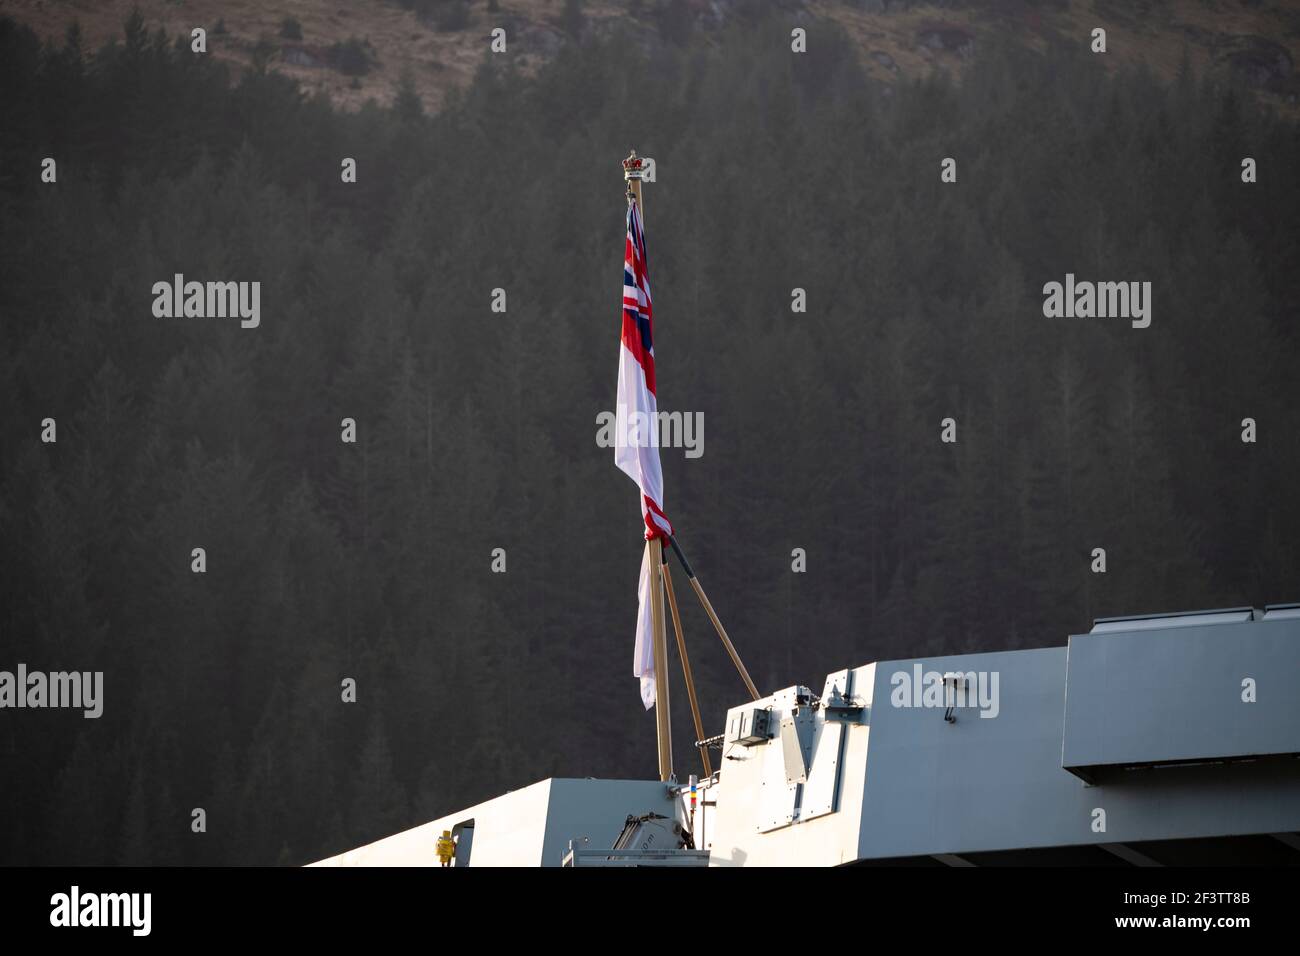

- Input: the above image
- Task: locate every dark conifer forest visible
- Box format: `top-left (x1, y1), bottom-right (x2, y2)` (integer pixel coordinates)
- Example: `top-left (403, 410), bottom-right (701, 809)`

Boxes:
top-left (1, 9), bottom-right (1298, 864)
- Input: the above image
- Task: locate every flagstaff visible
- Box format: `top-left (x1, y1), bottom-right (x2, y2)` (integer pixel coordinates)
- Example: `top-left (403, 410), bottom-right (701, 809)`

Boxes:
top-left (617, 150), bottom-right (759, 784)
top-left (622, 149), bottom-right (673, 781)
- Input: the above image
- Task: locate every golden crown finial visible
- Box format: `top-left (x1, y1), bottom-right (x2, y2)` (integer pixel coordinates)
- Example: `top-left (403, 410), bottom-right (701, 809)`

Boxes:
top-left (622, 149), bottom-right (645, 180)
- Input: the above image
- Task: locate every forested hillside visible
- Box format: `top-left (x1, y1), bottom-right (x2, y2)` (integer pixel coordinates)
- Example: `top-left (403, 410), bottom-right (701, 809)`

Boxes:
top-left (1, 9), bottom-right (1297, 864)
top-left (5, 1), bottom-right (1299, 115)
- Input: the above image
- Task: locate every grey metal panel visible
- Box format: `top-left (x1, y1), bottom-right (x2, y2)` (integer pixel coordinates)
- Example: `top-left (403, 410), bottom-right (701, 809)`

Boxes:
top-left (540, 779), bottom-right (676, 867)
top-left (780, 709), bottom-right (815, 785)
top-left (1089, 610), bottom-right (1252, 633)
top-left (858, 648), bottom-right (1074, 858)
top-left (757, 688), bottom-right (802, 832)
top-left (1063, 619), bottom-right (1300, 771)
top-left (1263, 606), bottom-right (1300, 620)
top-left (855, 647), bottom-right (1300, 860)
top-left (800, 669), bottom-right (853, 820)
top-left (753, 684), bottom-right (848, 833)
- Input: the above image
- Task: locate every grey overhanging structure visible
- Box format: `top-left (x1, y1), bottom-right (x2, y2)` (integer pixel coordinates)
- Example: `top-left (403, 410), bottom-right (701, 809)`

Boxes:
top-left (1063, 610), bottom-right (1300, 781)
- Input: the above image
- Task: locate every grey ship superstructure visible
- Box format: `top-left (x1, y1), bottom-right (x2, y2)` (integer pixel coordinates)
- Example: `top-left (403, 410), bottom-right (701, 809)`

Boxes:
top-left (314, 606), bottom-right (1300, 866)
